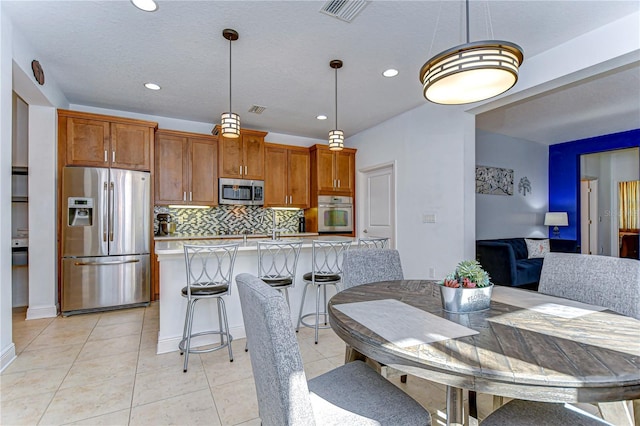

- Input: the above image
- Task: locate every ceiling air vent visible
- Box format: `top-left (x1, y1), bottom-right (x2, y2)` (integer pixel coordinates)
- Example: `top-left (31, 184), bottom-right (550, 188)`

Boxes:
top-left (320, 0), bottom-right (369, 23)
top-left (248, 105), bottom-right (267, 114)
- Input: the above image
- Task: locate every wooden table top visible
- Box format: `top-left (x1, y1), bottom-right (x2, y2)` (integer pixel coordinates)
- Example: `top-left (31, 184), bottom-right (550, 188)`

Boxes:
top-left (328, 280), bottom-right (640, 403)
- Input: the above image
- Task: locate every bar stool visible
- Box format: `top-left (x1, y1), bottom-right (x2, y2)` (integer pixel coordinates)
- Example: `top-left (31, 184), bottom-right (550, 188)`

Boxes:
top-left (245, 239), bottom-right (303, 351)
top-left (179, 242), bottom-right (238, 373)
top-left (358, 236), bottom-right (389, 249)
top-left (296, 239), bottom-right (351, 344)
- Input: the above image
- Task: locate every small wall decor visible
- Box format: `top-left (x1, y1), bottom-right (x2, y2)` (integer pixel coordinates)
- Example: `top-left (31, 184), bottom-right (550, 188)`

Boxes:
top-left (476, 166), bottom-right (514, 196)
top-left (31, 60), bottom-right (45, 85)
top-left (518, 176), bottom-right (531, 196)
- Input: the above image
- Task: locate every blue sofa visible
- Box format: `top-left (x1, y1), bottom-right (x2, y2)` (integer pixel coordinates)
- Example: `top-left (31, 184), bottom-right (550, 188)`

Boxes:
top-left (476, 238), bottom-right (577, 288)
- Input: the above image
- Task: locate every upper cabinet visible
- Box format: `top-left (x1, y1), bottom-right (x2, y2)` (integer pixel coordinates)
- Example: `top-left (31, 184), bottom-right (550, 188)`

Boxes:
top-left (155, 130), bottom-right (218, 206)
top-left (58, 109), bottom-right (156, 171)
top-left (310, 145), bottom-right (356, 195)
top-left (214, 126), bottom-right (267, 180)
top-left (264, 144), bottom-right (310, 208)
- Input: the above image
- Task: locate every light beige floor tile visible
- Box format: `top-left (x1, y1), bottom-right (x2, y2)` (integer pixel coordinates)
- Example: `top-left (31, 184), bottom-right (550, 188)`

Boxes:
top-left (25, 327), bottom-right (92, 350)
top-left (132, 361), bottom-right (208, 407)
top-left (326, 354), bottom-right (345, 368)
top-left (210, 377), bottom-right (259, 426)
top-left (60, 350), bottom-right (138, 389)
top-left (139, 330), bottom-right (159, 350)
top-left (303, 358), bottom-right (336, 380)
top-left (201, 342), bottom-right (252, 387)
top-left (98, 307), bottom-right (145, 326)
top-left (0, 391), bottom-right (54, 425)
top-left (45, 314), bottom-right (100, 331)
top-left (39, 375), bottom-right (135, 425)
top-left (0, 366), bottom-right (69, 402)
top-left (234, 418), bottom-right (262, 426)
top-left (76, 333), bottom-right (141, 362)
top-left (88, 321), bottom-right (143, 341)
top-left (2, 343), bottom-right (82, 374)
top-left (297, 340), bottom-right (326, 364)
top-left (307, 333), bottom-right (346, 358)
top-left (64, 408), bottom-right (131, 426)
top-left (136, 346), bottom-right (185, 373)
top-left (130, 389), bottom-right (221, 426)
top-left (11, 328), bottom-right (45, 354)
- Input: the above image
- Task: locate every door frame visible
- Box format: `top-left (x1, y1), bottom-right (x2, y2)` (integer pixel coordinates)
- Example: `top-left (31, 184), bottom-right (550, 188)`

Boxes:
top-left (357, 161), bottom-right (397, 248)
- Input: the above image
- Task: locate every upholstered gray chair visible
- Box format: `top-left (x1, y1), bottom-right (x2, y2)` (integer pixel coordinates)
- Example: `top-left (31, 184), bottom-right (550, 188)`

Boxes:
top-left (340, 248), bottom-right (403, 291)
top-left (481, 400), bottom-right (609, 425)
top-left (180, 243), bottom-right (238, 372)
top-left (296, 239), bottom-right (351, 344)
top-left (236, 273), bottom-right (432, 426)
top-left (539, 252), bottom-right (640, 319)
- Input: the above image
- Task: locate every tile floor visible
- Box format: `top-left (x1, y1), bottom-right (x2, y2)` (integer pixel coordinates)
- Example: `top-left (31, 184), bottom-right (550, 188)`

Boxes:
top-left (1, 303), bottom-right (601, 426)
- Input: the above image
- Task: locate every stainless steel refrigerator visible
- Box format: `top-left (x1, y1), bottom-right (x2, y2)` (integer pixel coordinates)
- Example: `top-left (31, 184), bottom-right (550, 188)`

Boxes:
top-left (61, 166), bottom-right (150, 315)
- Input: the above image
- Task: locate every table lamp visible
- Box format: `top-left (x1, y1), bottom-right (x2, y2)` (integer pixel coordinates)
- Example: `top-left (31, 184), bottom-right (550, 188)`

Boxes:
top-left (544, 212), bottom-right (568, 238)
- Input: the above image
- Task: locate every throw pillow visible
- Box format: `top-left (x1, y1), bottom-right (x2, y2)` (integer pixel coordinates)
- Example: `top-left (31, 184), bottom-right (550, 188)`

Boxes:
top-left (525, 238), bottom-right (550, 259)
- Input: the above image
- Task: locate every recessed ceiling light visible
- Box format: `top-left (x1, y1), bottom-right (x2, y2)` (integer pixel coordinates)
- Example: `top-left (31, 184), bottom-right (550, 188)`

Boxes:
top-left (316, 115), bottom-right (327, 120)
top-left (144, 83), bottom-right (161, 90)
top-left (131, 0), bottom-right (158, 12)
top-left (382, 68), bottom-right (399, 78)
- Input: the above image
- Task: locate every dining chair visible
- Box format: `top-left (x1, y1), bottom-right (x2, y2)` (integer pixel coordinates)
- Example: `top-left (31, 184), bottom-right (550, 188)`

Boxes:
top-left (245, 239), bottom-right (302, 352)
top-left (179, 242), bottom-right (238, 372)
top-left (236, 273), bottom-right (432, 426)
top-left (539, 252), bottom-right (640, 319)
top-left (340, 248), bottom-right (408, 384)
top-left (296, 239), bottom-right (351, 344)
top-left (357, 236), bottom-right (390, 249)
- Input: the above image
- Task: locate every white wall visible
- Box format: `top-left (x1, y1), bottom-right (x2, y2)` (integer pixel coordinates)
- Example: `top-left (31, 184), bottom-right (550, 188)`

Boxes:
top-left (349, 104), bottom-right (476, 281)
top-left (475, 130), bottom-right (549, 240)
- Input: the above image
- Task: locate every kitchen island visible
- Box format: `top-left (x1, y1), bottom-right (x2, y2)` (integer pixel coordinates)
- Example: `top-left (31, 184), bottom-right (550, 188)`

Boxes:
top-left (154, 235), bottom-right (355, 354)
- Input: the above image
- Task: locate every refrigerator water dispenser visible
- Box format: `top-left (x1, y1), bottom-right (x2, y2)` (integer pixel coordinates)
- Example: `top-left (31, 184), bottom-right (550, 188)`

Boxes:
top-left (68, 197), bottom-right (94, 227)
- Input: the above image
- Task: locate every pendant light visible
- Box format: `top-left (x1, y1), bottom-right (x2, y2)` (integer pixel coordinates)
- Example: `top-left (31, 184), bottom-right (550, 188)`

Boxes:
top-left (419, 0), bottom-right (523, 105)
top-left (221, 29), bottom-right (240, 138)
top-left (328, 59), bottom-right (344, 151)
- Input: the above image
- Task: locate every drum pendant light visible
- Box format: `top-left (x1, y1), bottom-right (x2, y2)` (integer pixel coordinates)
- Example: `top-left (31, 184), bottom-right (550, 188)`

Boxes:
top-left (221, 29), bottom-right (240, 138)
top-left (419, 0), bottom-right (523, 105)
top-left (328, 60), bottom-right (344, 151)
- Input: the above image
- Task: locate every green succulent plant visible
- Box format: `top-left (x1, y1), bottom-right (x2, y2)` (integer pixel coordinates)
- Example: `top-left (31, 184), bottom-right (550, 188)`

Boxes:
top-left (443, 260), bottom-right (491, 288)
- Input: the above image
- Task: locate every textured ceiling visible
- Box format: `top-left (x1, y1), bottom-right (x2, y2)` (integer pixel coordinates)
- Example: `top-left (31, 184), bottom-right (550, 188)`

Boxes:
top-left (3, 0), bottom-right (639, 143)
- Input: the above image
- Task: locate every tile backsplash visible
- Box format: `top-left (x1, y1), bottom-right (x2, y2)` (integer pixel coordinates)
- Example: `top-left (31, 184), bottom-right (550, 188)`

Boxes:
top-left (153, 205), bottom-right (303, 236)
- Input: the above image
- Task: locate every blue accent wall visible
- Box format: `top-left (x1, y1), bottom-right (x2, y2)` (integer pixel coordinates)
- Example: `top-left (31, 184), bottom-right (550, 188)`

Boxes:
top-left (549, 129), bottom-right (640, 242)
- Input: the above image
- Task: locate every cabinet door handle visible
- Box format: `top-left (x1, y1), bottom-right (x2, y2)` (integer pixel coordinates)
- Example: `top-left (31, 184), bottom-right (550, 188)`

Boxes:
top-left (239, 166), bottom-right (243, 176)
top-left (112, 151), bottom-right (116, 163)
top-left (104, 150), bottom-right (108, 162)
top-left (245, 165), bottom-right (248, 175)
top-left (183, 191), bottom-right (187, 201)
top-left (289, 195), bottom-right (292, 204)
top-left (190, 192), bottom-right (193, 201)
top-left (337, 179), bottom-right (341, 188)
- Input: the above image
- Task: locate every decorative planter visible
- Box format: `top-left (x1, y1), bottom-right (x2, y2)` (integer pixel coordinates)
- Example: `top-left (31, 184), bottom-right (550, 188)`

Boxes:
top-left (439, 284), bottom-right (494, 313)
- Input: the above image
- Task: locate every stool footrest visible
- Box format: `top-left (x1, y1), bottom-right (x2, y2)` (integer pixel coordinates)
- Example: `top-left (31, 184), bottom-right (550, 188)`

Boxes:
top-left (179, 331), bottom-right (233, 354)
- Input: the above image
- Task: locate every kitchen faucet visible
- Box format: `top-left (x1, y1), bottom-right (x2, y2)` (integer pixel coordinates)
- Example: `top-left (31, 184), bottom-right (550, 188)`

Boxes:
top-left (270, 208), bottom-right (287, 240)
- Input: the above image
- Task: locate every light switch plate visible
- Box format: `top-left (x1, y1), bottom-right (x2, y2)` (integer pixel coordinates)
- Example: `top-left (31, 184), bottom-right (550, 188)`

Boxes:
top-left (422, 213), bottom-right (436, 223)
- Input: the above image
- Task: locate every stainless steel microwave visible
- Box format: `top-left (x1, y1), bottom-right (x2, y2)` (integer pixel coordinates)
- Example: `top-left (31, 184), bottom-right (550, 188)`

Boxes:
top-left (219, 178), bottom-right (264, 206)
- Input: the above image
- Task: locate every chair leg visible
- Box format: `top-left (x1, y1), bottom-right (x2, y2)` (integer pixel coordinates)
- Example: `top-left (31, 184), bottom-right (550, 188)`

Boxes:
top-left (183, 299), bottom-right (198, 372)
top-left (217, 298), bottom-right (224, 346)
top-left (323, 285), bottom-right (328, 325)
top-left (296, 283), bottom-right (310, 332)
top-left (314, 284), bottom-right (322, 344)
top-left (218, 297), bottom-right (233, 362)
top-left (180, 298), bottom-right (192, 356)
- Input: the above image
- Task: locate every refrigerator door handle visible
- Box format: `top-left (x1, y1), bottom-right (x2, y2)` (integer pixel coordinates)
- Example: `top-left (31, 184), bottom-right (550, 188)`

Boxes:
top-left (103, 181), bottom-right (108, 241)
top-left (109, 181), bottom-right (115, 241)
top-left (74, 259), bottom-right (140, 266)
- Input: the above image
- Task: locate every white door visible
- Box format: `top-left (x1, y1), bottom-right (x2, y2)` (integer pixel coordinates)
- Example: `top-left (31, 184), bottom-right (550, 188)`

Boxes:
top-left (361, 163), bottom-right (395, 247)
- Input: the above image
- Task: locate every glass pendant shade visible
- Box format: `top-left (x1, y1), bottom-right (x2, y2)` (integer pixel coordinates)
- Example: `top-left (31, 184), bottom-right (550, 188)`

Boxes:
top-left (420, 41), bottom-right (523, 105)
top-left (221, 112), bottom-right (240, 138)
top-left (328, 129), bottom-right (344, 151)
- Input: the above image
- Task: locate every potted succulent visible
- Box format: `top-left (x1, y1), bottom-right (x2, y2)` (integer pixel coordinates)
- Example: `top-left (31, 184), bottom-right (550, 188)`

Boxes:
top-left (440, 260), bottom-right (493, 313)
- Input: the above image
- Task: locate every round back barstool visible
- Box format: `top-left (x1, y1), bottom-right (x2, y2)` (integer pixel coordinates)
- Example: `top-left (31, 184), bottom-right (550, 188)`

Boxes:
top-left (358, 236), bottom-right (389, 249)
top-left (180, 242), bottom-right (238, 372)
top-left (296, 239), bottom-right (351, 344)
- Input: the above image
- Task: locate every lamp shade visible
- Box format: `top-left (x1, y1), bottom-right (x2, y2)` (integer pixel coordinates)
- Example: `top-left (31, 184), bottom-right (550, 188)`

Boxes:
top-left (544, 212), bottom-right (568, 227)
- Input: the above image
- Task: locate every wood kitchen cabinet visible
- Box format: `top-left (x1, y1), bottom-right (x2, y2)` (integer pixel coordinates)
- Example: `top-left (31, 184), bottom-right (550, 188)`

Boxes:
top-left (310, 144), bottom-right (356, 195)
top-left (155, 130), bottom-right (218, 206)
top-left (264, 144), bottom-right (310, 208)
top-left (213, 126), bottom-right (267, 180)
top-left (58, 110), bottom-right (156, 171)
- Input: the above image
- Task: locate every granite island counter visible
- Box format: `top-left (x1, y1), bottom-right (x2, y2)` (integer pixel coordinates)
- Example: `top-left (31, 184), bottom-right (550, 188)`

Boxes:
top-left (155, 235), bottom-right (355, 354)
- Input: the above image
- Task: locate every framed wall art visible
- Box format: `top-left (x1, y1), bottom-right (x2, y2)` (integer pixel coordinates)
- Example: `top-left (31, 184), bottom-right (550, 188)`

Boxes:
top-left (476, 166), bottom-right (514, 196)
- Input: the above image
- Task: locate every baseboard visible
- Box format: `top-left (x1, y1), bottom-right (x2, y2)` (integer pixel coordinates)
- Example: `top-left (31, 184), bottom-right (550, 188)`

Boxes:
top-left (1, 343), bottom-right (17, 372)
top-left (157, 325), bottom-right (245, 355)
top-left (26, 305), bottom-right (58, 320)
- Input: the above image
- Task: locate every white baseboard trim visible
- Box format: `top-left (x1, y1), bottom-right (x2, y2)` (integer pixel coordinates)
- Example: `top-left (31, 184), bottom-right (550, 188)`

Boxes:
top-left (157, 325), bottom-right (245, 355)
top-left (1, 343), bottom-right (17, 373)
top-left (26, 305), bottom-right (58, 320)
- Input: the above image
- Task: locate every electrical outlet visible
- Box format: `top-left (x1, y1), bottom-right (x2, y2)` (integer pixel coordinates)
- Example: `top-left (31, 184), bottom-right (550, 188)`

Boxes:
top-left (422, 213), bottom-right (436, 223)
top-left (428, 267), bottom-right (436, 279)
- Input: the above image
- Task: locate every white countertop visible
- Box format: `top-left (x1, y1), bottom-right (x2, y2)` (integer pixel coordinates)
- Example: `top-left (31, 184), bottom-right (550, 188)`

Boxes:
top-left (154, 232), bottom-right (319, 241)
top-left (155, 234), bottom-right (354, 256)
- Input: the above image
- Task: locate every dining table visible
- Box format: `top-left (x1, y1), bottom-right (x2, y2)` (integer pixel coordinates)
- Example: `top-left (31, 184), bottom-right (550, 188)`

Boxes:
top-left (328, 280), bottom-right (640, 426)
